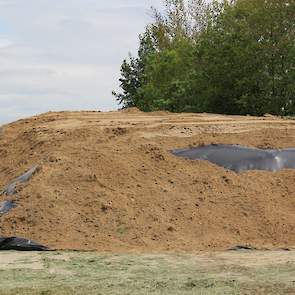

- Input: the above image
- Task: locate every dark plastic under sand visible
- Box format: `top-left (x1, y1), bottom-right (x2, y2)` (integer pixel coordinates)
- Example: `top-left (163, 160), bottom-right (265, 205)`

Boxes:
top-left (1, 165), bottom-right (39, 196)
top-left (172, 144), bottom-right (295, 172)
top-left (0, 201), bottom-right (16, 214)
top-left (0, 166), bottom-right (48, 250)
top-left (0, 237), bottom-right (49, 251)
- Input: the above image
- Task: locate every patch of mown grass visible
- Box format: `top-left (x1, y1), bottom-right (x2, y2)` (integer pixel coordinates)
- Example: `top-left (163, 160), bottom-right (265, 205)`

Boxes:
top-left (0, 251), bottom-right (295, 295)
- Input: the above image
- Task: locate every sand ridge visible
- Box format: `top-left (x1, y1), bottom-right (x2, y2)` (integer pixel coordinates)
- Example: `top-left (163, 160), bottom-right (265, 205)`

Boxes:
top-left (1, 110), bottom-right (295, 251)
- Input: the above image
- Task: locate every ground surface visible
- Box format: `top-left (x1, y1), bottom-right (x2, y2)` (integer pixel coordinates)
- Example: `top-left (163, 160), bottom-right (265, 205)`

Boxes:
top-left (0, 250), bottom-right (295, 295)
top-left (1, 109), bottom-right (295, 251)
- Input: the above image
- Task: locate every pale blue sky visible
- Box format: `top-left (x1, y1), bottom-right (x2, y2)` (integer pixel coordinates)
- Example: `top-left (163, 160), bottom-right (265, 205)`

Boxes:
top-left (0, 0), bottom-right (162, 124)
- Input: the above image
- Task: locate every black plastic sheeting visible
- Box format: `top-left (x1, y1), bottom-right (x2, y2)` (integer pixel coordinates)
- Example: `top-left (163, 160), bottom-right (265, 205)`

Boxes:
top-left (172, 144), bottom-right (295, 172)
top-left (0, 166), bottom-right (47, 251)
top-left (1, 165), bottom-right (39, 196)
top-left (0, 237), bottom-right (49, 251)
top-left (228, 245), bottom-right (257, 251)
top-left (0, 200), bottom-right (16, 214)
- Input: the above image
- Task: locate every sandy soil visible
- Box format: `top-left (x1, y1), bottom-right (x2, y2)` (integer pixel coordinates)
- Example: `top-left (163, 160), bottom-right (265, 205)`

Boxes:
top-left (1, 109), bottom-right (295, 251)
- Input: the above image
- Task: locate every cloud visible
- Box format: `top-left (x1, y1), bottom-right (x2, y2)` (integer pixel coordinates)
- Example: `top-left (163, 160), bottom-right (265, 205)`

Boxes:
top-left (0, 0), bottom-right (162, 124)
top-left (0, 38), bottom-right (13, 48)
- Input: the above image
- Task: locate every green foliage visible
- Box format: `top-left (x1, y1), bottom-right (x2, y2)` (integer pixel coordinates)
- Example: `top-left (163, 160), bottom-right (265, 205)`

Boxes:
top-left (114, 0), bottom-right (295, 116)
top-left (112, 29), bottom-right (157, 109)
top-left (139, 36), bottom-right (196, 111)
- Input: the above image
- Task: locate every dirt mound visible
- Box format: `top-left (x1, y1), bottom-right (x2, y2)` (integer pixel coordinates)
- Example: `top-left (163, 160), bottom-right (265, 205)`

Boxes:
top-left (120, 107), bottom-right (143, 114)
top-left (1, 111), bottom-right (295, 252)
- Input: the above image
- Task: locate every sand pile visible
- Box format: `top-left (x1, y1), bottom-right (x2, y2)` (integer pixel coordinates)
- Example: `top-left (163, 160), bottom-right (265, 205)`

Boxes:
top-left (1, 110), bottom-right (295, 251)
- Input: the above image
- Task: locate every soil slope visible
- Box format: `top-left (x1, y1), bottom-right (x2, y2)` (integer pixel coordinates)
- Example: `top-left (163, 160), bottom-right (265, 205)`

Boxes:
top-left (1, 110), bottom-right (295, 251)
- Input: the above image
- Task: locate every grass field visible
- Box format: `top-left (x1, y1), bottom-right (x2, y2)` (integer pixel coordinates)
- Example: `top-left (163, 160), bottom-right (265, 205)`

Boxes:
top-left (0, 250), bottom-right (295, 294)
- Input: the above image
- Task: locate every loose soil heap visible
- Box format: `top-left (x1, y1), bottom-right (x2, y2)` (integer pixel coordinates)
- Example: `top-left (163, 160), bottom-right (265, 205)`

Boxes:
top-left (1, 110), bottom-right (295, 252)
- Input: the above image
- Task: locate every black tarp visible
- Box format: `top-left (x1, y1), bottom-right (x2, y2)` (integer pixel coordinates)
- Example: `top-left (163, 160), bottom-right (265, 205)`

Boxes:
top-left (0, 166), bottom-right (39, 215)
top-left (0, 201), bottom-right (16, 214)
top-left (0, 166), bottom-right (48, 251)
top-left (1, 165), bottom-right (39, 196)
top-left (0, 237), bottom-right (49, 251)
top-left (172, 144), bottom-right (295, 172)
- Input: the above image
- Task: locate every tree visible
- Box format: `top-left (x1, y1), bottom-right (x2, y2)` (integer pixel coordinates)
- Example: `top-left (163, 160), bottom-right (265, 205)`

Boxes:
top-left (113, 0), bottom-right (207, 111)
top-left (195, 0), bottom-right (295, 115)
top-left (112, 28), bottom-right (157, 110)
top-left (113, 0), bottom-right (295, 116)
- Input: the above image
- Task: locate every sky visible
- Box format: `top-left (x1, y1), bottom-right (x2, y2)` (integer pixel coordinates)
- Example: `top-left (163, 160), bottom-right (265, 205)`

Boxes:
top-left (0, 0), bottom-right (162, 124)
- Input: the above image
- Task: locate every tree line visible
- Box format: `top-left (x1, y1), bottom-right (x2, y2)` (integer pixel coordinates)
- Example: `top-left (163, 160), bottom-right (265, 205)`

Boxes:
top-left (113, 0), bottom-right (295, 116)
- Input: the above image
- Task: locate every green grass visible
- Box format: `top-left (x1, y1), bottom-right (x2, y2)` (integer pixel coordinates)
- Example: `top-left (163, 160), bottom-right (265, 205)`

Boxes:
top-left (0, 251), bottom-right (295, 294)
